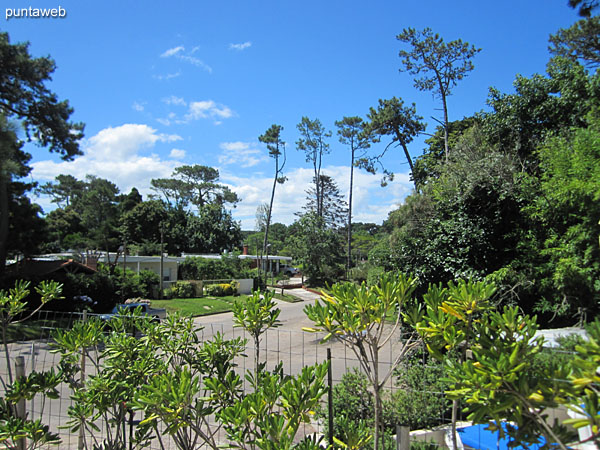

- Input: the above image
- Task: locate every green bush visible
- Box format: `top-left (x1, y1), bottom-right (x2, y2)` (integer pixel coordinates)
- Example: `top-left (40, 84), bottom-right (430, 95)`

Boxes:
top-left (367, 266), bottom-right (385, 286)
top-left (179, 255), bottom-right (253, 280)
top-left (205, 284), bottom-right (225, 297)
top-left (317, 369), bottom-right (374, 442)
top-left (138, 270), bottom-right (160, 298)
top-left (385, 348), bottom-right (452, 430)
top-left (162, 287), bottom-right (174, 300)
top-left (349, 264), bottom-right (369, 284)
top-left (204, 282), bottom-right (237, 297)
top-left (172, 281), bottom-right (194, 298)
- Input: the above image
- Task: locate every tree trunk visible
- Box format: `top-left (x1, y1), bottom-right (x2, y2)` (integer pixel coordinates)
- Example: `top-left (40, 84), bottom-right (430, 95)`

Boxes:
top-left (398, 137), bottom-right (417, 190)
top-left (0, 174), bottom-right (9, 280)
top-left (441, 92), bottom-right (449, 162)
top-left (347, 148), bottom-right (354, 274)
top-left (373, 343), bottom-right (381, 450)
top-left (262, 158), bottom-right (279, 255)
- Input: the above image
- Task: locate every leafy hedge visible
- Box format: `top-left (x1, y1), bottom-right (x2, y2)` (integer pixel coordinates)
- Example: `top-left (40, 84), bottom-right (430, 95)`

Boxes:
top-left (179, 255), bottom-right (253, 281)
top-left (205, 282), bottom-right (239, 297)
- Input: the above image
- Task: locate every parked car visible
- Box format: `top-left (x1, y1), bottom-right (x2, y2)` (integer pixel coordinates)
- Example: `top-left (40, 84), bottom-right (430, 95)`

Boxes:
top-left (100, 302), bottom-right (166, 323)
top-left (281, 265), bottom-right (300, 276)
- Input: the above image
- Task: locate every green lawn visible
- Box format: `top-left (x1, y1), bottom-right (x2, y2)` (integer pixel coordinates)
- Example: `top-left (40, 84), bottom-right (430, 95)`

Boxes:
top-left (152, 295), bottom-right (249, 317)
top-left (270, 290), bottom-right (302, 303)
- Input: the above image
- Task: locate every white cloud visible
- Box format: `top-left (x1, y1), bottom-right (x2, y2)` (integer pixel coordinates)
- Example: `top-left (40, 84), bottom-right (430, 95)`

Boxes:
top-left (169, 148), bottom-right (186, 159)
top-left (161, 46), bottom-right (184, 58)
top-left (160, 45), bottom-right (212, 73)
top-left (162, 95), bottom-right (187, 106)
top-left (184, 100), bottom-right (234, 122)
top-left (218, 142), bottom-right (267, 168)
top-left (178, 55), bottom-right (212, 73)
top-left (31, 124), bottom-right (183, 204)
top-left (132, 101), bottom-right (145, 112)
top-left (221, 166), bottom-right (413, 229)
top-left (229, 41), bottom-right (252, 51)
top-left (155, 72), bottom-right (181, 81)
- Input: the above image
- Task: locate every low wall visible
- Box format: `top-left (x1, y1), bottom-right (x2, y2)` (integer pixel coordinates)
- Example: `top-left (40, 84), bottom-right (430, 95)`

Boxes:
top-left (236, 278), bottom-right (253, 294)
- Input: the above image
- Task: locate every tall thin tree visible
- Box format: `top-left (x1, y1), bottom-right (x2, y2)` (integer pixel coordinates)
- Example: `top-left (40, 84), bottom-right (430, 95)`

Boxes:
top-left (296, 117), bottom-right (331, 219)
top-left (258, 124), bottom-right (286, 256)
top-left (335, 116), bottom-right (372, 272)
top-left (397, 28), bottom-right (480, 161)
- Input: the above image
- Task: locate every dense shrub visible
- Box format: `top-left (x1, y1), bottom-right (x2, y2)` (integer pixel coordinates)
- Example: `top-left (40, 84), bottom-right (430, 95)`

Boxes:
top-left (172, 281), bottom-right (194, 298)
top-left (179, 255), bottom-right (253, 281)
top-left (162, 287), bottom-right (174, 300)
top-left (138, 270), bottom-right (160, 298)
top-left (385, 349), bottom-right (452, 430)
top-left (62, 269), bottom-right (118, 313)
top-left (205, 282), bottom-right (238, 297)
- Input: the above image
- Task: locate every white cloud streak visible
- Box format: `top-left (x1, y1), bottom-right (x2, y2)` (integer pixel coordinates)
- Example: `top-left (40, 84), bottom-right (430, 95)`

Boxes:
top-left (184, 100), bottom-right (234, 122)
top-left (169, 148), bottom-right (186, 159)
top-left (161, 46), bottom-right (184, 58)
top-left (160, 45), bottom-right (212, 73)
top-left (229, 41), bottom-right (252, 51)
top-left (218, 142), bottom-right (268, 168)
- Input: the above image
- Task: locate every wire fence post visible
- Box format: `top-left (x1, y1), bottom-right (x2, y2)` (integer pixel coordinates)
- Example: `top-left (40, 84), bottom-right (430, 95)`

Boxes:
top-left (327, 348), bottom-right (333, 448)
top-left (396, 424), bottom-right (409, 450)
top-left (78, 310), bottom-right (87, 450)
top-left (15, 356), bottom-right (26, 450)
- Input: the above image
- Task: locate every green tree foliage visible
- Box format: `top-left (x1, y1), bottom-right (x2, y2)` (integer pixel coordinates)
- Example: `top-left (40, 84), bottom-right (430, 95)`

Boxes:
top-left (483, 57), bottom-right (599, 168)
top-left (361, 97), bottom-right (425, 187)
top-left (549, 16), bottom-right (600, 68)
top-left (378, 126), bottom-right (525, 295)
top-left (0, 32), bottom-right (84, 276)
top-left (185, 204), bottom-right (242, 253)
top-left (415, 278), bottom-right (600, 450)
top-left (304, 273), bottom-right (420, 450)
top-left (414, 279), bottom-right (496, 450)
top-left (121, 199), bottom-right (168, 250)
top-left (179, 255), bottom-right (253, 281)
top-left (296, 117), bottom-right (331, 219)
top-left (219, 362), bottom-right (328, 450)
top-left (52, 307), bottom-right (327, 450)
top-left (151, 164), bottom-right (239, 210)
top-left (40, 174), bottom-right (125, 253)
top-left (76, 175), bottom-right (122, 253)
top-left (522, 115), bottom-right (600, 322)
top-left (244, 223), bottom-right (290, 257)
top-left (568, 0), bottom-right (599, 16)
top-left (233, 290), bottom-right (281, 374)
top-left (0, 280), bottom-right (64, 448)
top-left (300, 175), bottom-right (348, 229)
top-left (288, 213), bottom-right (344, 286)
top-left (36, 174), bottom-right (85, 208)
top-left (397, 28), bottom-right (480, 162)
top-left (412, 116), bottom-right (480, 187)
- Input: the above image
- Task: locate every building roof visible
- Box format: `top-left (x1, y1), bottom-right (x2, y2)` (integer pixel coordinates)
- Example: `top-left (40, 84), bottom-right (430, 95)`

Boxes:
top-left (7, 259), bottom-right (97, 277)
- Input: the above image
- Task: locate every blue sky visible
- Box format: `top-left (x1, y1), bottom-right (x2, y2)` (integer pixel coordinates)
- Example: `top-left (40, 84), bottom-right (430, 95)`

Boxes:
top-left (2, 0), bottom-right (580, 229)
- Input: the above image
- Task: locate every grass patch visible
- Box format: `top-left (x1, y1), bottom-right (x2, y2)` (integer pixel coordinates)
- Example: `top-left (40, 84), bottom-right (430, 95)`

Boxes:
top-left (152, 295), bottom-right (249, 317)
top-left (270, 291), bottom-right (302, 303)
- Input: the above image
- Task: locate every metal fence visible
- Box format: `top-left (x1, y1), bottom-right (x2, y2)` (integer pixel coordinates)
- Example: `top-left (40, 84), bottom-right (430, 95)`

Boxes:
top-left (7, 309), bottom-right (566, 449)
